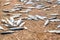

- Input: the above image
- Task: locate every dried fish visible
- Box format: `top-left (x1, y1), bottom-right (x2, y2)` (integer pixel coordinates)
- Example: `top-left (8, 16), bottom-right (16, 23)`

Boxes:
top-left (6, 18), bottom-right (14, 26)
top-left (1, 31), bottom-right (14, 34)
top-left (6, 0), bottom-right (10, 2)
top-left (36, 0), bottom-right (40, 2)
top-left (56, 0), bottom-right (60, 5)
top-left (52, 5), bottom-right (57, 8)
top-left (2, 9), bottom-right (10, 13)
top-left (0, 26), bottom-right (4, 30)
top-left (12, 14), bottom-right (22, 18)
top-left (26, 1), bottom-right (35, 5)
top-left (3, 24), bottom-right (15, 28)
top-left (3, 2), bottom-right (10, 6)
top-left (43, 8), bottom-right (50, 11)
top-left (19, 22), bottom-right (25, 27)
top-left (13, 8), bottom-right (22, 11)
top-left (26, 9), bottom-right (32, 12)
top-left (19, 9), bottom-right (31, 13)
top-left (50, 19), bottom-right (60, 22)
top-left (47, 30), bottom-right (60, 33)
top-left (1, 19), bottom-right (7, 24)
top-left (35, 4), bottom-right (45, 9)
top-left (57, 25), bottom-right (60, 28)
top-left (28, 15), bottom-right (38, 20)
top-left (3, 24), bottom-right (9, 27)
top-left (45, 0), bottom-right (52, 4)
top-left (3, 13), bottom-right (11, 16)
top-left (27, 17), bottom-right (33, 20)
top-left (20, 0), bottom-right (27, 3)
top-left (19, 11), bottom-right (28, 13)
top-left (16, 18), bottom-right (23, 26)
top-left (48, 16), bottom-right (57, 20)
top-left (26, 7), bottom-right (35, 9)
top-left (44, 20), bottom-right (50, 26)
top-left (10, 17), bottom-right (14, 23)
top-left (9, 27), bottom-right (27, 31)
top-left (35, 15), bottom-right (47, 20)
top-left (9, 9), bottom-right (16, 12)
top-left (50, 14), bottom-right (60, 16)
top-left (20, 17), bottom-right (29, 20)
top-left (14, 4), bottom-right (21, 6)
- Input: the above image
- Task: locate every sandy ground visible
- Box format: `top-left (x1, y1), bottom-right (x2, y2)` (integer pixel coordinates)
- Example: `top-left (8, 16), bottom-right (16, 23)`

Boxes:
top-left (0, 0), bottom-right (60, 40)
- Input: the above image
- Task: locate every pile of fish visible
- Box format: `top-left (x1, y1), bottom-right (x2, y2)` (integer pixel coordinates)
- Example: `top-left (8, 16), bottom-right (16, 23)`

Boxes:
top-left (0, 14), bottom-right (28, 34)
top-left (0, 0), bottom-right (60, 34)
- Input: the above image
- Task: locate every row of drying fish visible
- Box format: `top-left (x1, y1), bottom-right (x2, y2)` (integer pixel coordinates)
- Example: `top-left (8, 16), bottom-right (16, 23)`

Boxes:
top-left (2, 4), bottom-right (46, 13)
top-left (1, 13), bottom-right (60, 34)
top-left (4, 0), bottom-right (60, 6)
top-left (2, 3), bottom-right (57, 13)
top-left (20, 0), bottom-right (60, 5)
top-left (2, 0), bottom-right (60, 13)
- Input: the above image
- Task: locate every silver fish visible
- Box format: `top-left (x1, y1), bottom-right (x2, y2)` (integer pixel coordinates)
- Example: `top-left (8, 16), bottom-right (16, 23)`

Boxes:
top-left (9, 27), bottom-right (27, 31)
top-left (19, 11), bottom-right (29, 13)
top-left (56, 0), bottom-right (60, 5)
top-left (20, 0), bottom-right (27, 3)
top-left (1, 31), bottom-right (15, 34)
top-left (26, 1), bottom-right (34, 5)
top-left (3, 2), bottom-right (10, 6)
top-left (50, 14), bottom-right (60, 16)
top-left (6, 0), bottom-right (10, 2)
top-left (43, 8), bottom-right (50, 11)
top-left (26, 9), bottom-right (32, 12)
top-left (28, 15), bottom-right (38, 20)
top-left (19, 22), bottom-right (25, 27)
top-left (0, 26), bottom-right (4, 30)
top-left (10, 17), bottom-right (14, 23)
top-left (50, 19), bottom-right (60, 22)
top-left (26, 7), bottom-right (35, 9)
top-left (1, 19), bottom-right (7, 24)
top-left (2, 9), bottom-right (10, 13)
top-left (9, 9), bottom-right (16, 12)
top-left (16, 18), bottom-right (23, 26)
top-left (47, 30), bottom-right (60, 33)
top-left (44, 20), bottom-right (50, 26)
top-left (35, 4), bottom-right (45, 9)
top-left (57, 25), bottom-right (60, 28)
top-left (12, 14), bottom-right (22, 18)
top-left (48, 16), bottom-right (57, 20)
top-left (35, 15), bottom-right (47, 20)
top-left (6, 18), bottom-right (14, 26)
